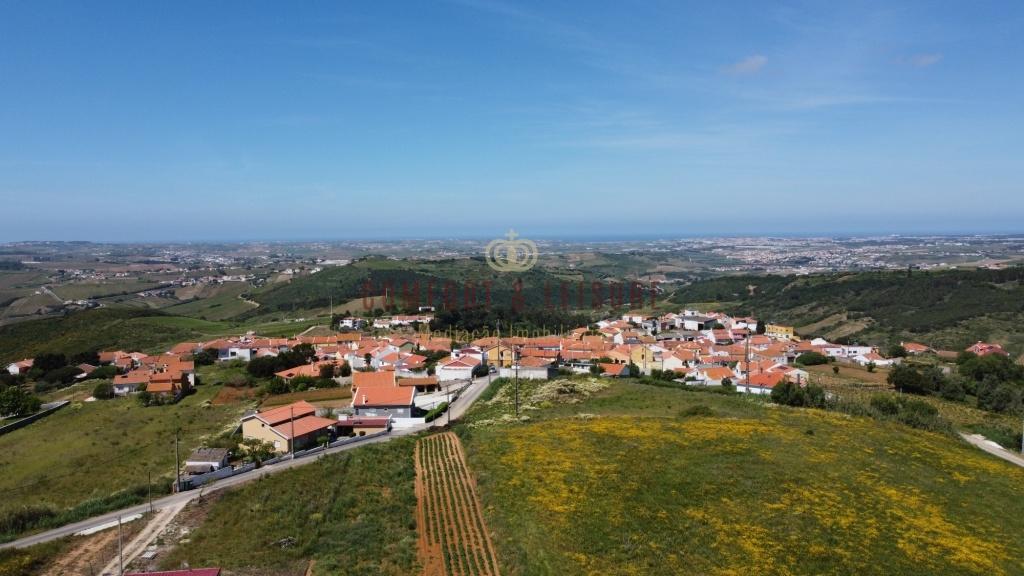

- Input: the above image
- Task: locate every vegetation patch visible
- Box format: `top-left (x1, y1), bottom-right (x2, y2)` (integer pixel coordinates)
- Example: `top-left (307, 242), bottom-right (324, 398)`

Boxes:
top-left (460, 382), bottom-right (1024, 575)
top-left (159, 438), bottom-right (418, 576)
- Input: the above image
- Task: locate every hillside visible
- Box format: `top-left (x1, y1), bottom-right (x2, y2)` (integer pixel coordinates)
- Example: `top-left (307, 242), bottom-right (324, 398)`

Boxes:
top-left (249, 257), bottom-right (602, 331)
top-left (96, 378), bottom-right (1024, 576)
top-left (457, 378), bottom-right (1024, 575)
top-left (669, 267), bottom-right (1024, 354)
top-left (0, 308), bottom-right (233, 363)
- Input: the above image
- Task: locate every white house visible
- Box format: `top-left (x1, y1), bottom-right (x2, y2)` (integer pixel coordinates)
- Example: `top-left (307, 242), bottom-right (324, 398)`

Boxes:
top-left (435, 357), bottom-right (479, 382)
top-left (853, 352), bottom-right (898, 368)
top-left (823, 345), bottom-right (874, 359)
top-left (184, 448), bottom-right (230, 475)
top-left (6, 359), bottom-right (33, 376)
top-left (499, 357), bottom-right (554, 380)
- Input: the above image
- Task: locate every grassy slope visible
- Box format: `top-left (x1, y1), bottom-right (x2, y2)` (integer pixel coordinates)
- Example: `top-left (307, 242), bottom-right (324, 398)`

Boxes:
top-left (458, 379), bottom-right (1024, 576)
top-left (251, 257), bottom-right (591, 316)
top-left (161, 282), bottom-right (258, 320)
top-left (0, 385), bottom-right (245, 515)
top-left (0, 539), bottom-right (68, 576)
top-left (159, 438), bottom-right (418, 576)
top-left (669, 267), bottom-right (1024, 354)
top-left (0, 308), bottom-right (233, 362)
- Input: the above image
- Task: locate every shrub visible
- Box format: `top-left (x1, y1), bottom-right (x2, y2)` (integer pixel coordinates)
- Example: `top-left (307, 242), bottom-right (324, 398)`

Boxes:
top-left (91, 380), bottom-right (115, 400)
top-left (938, 377), bottom-right (966, 402)
top-left (770, 381), bottom-right (827, 408)
top-left (0, 387), bottom-right (41, 417)
top-left (88, 365), bottom-right (118, 380)
top-left (193, 348), bottom-right (219, 366)
top-left (887, 364), bottom-right (931, 395)
top-left (339, 363), bottom-right (352, 377)
top-left (424, 402), bottom-right (450, 422)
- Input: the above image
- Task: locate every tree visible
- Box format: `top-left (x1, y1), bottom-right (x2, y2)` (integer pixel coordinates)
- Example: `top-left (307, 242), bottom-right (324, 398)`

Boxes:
top-left (319, 364), bottom-right (337, 380)
top-left (472, 364), bottom-right (489, 378)
top-left (247, 356), bottom-right (282, 379)
top-left (938, 377), bottom-right (966, 402)
top-left (92, 380), bottom-right (115, 400)
top-left (193, 348), bottom-right (219, 366)
top-left (89, 365), bottom-right (118, 380)
top-left (241, 438), bottom-right (277, 465)
top-left (32, 353), bottom-right (67, 373)
top-left (770, 381), bottom-right (827, 408)
top-left (886, 344), bottom-right (908, 358)
top-left (70, 350), bottom-right (100, 365)
top-left (866, 362), bottom-right (876, 373)
top-left (364, 353), bottom-right (373, 367)
top-left (720, 377), bottom-right (734, 392)
top-left (339, 363), bottom-right (352, 377)
top-left (264, 378), bottom-right (290, 395)
top-left (136, 390), bottom-right (153, 406)
top-left (887, 364), bottom-right (928, 395)
top-left (0, 387), bottom-right (41, 417)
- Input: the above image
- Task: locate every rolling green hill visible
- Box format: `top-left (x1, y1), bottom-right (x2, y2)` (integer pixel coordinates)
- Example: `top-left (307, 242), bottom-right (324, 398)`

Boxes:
top-left (250, 257), bottom-right (603, 327)
top-left (116, 378), bottom-right (1024, 576)
top-left (457, 378), bottom-right (1024, 576)
top-left (670, 267), bottom-right (1024, 354)
top-left (0, 308), bottom-right (232, 362)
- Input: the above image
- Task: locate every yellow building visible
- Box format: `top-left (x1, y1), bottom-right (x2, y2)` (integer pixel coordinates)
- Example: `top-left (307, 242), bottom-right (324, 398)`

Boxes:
top-left (765, 324), bottom-right (796, 341)
top-left (484, 344), bottom-right (516, 367)
top-left (241, 400), bottom-right (337, 454)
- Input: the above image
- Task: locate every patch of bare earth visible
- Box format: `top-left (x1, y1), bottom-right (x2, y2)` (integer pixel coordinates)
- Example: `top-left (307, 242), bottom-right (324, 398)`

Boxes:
top-left (45, 517), bottom-right (147, 575)
top-left (124, 492), bottom-right (224, 574)
top-left (415, 432), bottom-right (500, 576)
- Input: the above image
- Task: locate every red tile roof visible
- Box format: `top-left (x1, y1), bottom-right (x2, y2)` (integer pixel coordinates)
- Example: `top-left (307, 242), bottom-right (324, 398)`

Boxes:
top-left (353, 386), bottom-right (415, 407)
top-left (397, 376), bottom-right (439, 387)
top-left (254, 401), bottom-right (317, 426)
top-left (352, 371), bottom-right (397, 389)
top-left (272, 415), bottom-right (336, 439)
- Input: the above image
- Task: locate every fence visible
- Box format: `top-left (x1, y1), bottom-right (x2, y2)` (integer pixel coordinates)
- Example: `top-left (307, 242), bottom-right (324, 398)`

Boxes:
top-left (178, 430), bottom-right (390, 492)
top-left (0, 401), bottom-right (69, 437)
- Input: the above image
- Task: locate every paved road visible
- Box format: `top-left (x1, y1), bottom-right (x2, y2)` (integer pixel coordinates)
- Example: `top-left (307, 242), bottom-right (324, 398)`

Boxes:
top-left (960, 432), bottom-right (1024, 468)
top-left (0, 375), bottom-right (494, 551)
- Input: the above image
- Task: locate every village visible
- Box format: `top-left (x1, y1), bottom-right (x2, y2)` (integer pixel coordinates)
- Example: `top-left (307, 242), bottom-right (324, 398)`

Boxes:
top-left (2, 302), bottom-right (1015, 576)
top-left (8, 305), bottom-right (1000, 472)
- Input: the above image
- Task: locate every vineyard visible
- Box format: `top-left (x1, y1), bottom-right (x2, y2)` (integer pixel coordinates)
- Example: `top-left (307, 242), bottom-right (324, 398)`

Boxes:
top-left (415, 433), bottom-right (501, 576)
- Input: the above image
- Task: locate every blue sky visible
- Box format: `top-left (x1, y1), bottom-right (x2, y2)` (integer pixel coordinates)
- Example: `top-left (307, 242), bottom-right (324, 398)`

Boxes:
top-left (1, 1), bottom-right (1022, 241)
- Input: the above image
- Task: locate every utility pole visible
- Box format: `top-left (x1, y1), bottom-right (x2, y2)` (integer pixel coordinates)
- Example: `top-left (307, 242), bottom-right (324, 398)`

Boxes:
top-left (514, 346), bottom-right (520, 418)
top-left (174, 430), bottom-right (181, 493)
top-left (117, 515), bottom-right (123, 576)
top-left (446, 384), bottom-right (451, 426)
top-left (744, 326), bottom-right (751, 394)
top-left (148, 470), bottom-right (153, 513)
top-left (290, 405), bottom-right (296, 458)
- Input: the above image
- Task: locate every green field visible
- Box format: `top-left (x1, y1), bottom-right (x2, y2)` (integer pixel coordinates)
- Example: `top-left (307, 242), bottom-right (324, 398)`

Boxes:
top-left (669, 267), bottom-right (1024, 356)
top-left (0, 385), bottom-right (246, 531)
top-left (456, 378), bottom-right (1024, 575)
top-left (159, 438), bottom-right (418, 576)
top-left (161, 282), bottom-right (258, 320)
top-left (50, 279), bottom-right (165, 301)
top-left (0, 308), bottom-right (237, 362)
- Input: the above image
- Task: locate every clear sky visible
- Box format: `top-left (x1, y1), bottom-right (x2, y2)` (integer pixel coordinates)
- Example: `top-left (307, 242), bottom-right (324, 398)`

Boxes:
top-left (1, 1), bottom-right (1022, 241)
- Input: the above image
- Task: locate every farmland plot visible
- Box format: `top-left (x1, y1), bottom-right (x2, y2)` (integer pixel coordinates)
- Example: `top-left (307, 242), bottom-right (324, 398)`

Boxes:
top-left (415, 433), bottom-right (500, 576)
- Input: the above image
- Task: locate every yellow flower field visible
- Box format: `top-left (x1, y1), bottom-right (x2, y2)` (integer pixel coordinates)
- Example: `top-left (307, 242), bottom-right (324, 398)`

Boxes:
top-left (461, 397), bottom-right (1024, 576)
